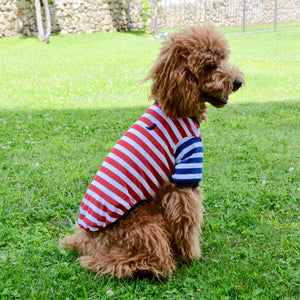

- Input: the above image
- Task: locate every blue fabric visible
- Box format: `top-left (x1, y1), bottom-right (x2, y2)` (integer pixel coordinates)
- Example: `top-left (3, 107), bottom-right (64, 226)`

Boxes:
top-left (171, 136), bottom-right (203, 187)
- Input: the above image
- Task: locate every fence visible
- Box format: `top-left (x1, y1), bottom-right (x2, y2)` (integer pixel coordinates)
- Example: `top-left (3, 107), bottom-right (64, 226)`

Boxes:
top-left (148, 0), bottom-right (300, 35)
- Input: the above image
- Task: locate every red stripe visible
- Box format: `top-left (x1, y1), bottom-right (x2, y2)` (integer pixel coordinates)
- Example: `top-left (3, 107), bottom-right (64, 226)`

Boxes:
top-left (79, 203), bottom-right (120, 221)
top-left (183, 118), bottom-right (196, 136)
top-left (79, 209), bottom-right (105, 224)
top-left (78, 217), bottom-right (103, 231)
top-left (105, 156), bottom-right (154, 200)
top-left (79, 202), bottom-right (120, 221)
top-left (94, 173), bottom-right (130, 206)
top-left (78, 212), bottom-right (107, 229)
top-left (192, 119), bottom-right (200, 130)
top-left (110, 146), bottom-right (161, 196)
top-left (125, 124), bottom-right (171, 177)
top-left (133, 124), bottom-right (174, 172)
top-left (172, 119), bottom-right (186, 138)
top-left (124, 130), bottom-right (171, 179)
top-left (79, 223), bottom-right (95, 231)
top-left (78, 202), bottom-right (118, 229)
top-left (81, 191), bottom-right (125, 219)
top-left (88, 183), bottom-right (128, 214)
top-left (100, 165), bottom-right (140, 203)
top-left (139, 116), bottom-right (174, 159)
top-left (147, 108), bottom-right (179, 144)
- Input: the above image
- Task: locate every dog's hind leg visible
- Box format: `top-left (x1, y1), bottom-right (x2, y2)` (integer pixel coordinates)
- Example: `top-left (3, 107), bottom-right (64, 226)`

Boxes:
top-left (80, 240), bottom-right (173, 279)
top-left (62, 202), bottom-right (176, 279)
top-left (79, 220), bottom-right (175, 278)
top-left (160, 182), bottom-right (204, 262)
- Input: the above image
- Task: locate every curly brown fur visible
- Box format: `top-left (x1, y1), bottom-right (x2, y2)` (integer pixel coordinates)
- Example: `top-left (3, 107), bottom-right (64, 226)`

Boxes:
top-left (145, 26), bottom-right (244, 121)
top-left (62, 201), bottom-right (176, 278)
top-left (61, 26), bottom-right (244, 279)
top-left (159, 182), bottom-right (204, 261)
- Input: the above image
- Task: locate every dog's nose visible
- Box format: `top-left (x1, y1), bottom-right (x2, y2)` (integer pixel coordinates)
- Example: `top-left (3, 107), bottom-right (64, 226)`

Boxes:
top-left (233, 79), bottom-right (243, 91)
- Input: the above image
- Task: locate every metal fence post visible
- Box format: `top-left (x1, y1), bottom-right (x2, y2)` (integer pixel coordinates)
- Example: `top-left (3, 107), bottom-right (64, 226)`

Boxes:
top-left (243, 0), bottom-right (246, 32)
top-left (274, 0), bottom-right (278, 31)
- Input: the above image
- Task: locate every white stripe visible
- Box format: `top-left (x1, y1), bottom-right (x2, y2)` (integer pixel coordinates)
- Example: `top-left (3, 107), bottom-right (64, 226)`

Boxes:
top-left (84, 189), bottom-right (126, 216)
top-left (175, 163), bottom-right (203, 169)
top-left (172, 173), bottom-right (202, 180)
top-left (135, 119), bottom-right (174, 163)
top-left (80, 205), bottom-right (114, 224)
top-left (91, 178), bottom-right (131, 210)
top-left (143, 112), bottom-right (175, 150)
top-left (78, 219), bottom-right (100, 231)
top-left (129, 127), bottom-right (170, 171)
top-left (78, 213), bottom-right (108, 231)
top-left (151, 105), bottom-right (183, 139)
top-left (122, 135), bottom-right (170, 182)
top-left (176, 141), bottom-right (203, 162)
top-left (147, 106), bottom-right (178, 145)
top-left (79, 199), bottom-right (119, 224)
top-left (178, 118), bottom-right (193, 136)
top-left (106, 152), bottom-right (157, 197)
top-left (188, 152), bottom-right (203, 158)
top-left (166, 119), bottom-right (182, 140)
top-left (102, 160), bottom-right (143, 201)
top-left (96, 169), bottom-right (132, 202)
top-left (114, 143), bottom-right (159, 187)
top-left (187, 117), bottom-right (201, 136)
top-left (80, 200), bottom-right (106, 219)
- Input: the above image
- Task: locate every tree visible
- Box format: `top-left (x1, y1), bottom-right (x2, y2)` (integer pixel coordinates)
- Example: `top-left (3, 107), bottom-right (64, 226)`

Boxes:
top-left (35, 0), bottom-right (52, 43)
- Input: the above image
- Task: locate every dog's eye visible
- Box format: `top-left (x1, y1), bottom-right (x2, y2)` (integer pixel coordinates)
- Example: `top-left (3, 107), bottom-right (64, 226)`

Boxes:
top-left (205, 65), bottom-right (216, 73)
top-left (204, 65), bottom-right (217, 74)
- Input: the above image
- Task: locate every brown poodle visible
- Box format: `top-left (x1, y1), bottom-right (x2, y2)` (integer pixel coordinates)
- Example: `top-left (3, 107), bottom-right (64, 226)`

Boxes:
top-left (61, 27), bottom-right (244, 279)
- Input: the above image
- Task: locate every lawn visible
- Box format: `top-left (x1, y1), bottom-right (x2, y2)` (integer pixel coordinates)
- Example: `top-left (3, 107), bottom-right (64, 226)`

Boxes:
top-left (0, 29), bottom-right (299, 299)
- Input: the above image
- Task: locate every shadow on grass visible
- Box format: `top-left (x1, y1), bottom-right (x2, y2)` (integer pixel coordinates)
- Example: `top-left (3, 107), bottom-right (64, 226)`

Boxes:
top-left (1, 99), bottom-right (298, 219)
top-left (1, 100), bottom-right (299, 299)
top-left (122, 30), bottom-right (149, 37)
top-left (1, 100), bottom-right (299, 150)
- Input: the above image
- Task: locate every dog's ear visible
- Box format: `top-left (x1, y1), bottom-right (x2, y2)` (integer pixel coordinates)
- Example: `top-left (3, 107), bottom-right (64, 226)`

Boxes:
top-left (146, 45), bottom-right (203, 120)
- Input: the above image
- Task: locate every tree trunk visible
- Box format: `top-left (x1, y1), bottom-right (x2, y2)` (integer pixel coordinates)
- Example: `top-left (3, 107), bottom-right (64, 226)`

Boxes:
top-left (35, 0), bottom-right (52, 43)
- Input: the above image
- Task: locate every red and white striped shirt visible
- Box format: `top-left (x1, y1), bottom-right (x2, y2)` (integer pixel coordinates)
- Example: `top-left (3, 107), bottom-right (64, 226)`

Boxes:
top-left (78, 103), bottom-right (203, 231)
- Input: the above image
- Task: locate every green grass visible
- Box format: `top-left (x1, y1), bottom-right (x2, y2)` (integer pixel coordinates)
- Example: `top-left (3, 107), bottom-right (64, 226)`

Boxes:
top-left (221, 21), bottom-right (300, 34)
top-left (158, 22), bottom-right (300, 35)
top-left (0, 30), bottom-right (299, 299)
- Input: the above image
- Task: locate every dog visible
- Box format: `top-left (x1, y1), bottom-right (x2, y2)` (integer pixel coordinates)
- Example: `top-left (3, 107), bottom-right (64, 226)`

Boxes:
top-left (61, 26), bottom-right (244, 279)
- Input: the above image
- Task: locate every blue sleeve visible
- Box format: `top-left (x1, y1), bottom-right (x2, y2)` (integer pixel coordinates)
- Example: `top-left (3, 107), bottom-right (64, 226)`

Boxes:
top-left (171, 136), bottom-right (203, 187)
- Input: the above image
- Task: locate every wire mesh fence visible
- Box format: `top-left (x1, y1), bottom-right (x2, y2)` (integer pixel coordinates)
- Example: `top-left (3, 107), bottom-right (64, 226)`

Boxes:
top-left (148, 0), bottom-right (300, 35)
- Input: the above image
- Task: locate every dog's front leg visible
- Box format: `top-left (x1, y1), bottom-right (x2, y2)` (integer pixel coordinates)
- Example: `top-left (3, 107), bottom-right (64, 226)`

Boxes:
top-left (160, 182), bottom-right (204, 262)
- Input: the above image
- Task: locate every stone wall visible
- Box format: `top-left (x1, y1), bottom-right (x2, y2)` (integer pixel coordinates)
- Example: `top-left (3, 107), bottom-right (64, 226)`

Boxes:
top-left (0, 0), bottom-right (144, 37)
top-left (1, 0), bottom-right (299, 38)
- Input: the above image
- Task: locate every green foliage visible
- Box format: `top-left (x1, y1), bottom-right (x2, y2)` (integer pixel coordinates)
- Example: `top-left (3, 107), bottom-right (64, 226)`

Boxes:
top-left (140, 0), bottom-right (153, 31)
top-left (0, 30), bottom-right (299, 299)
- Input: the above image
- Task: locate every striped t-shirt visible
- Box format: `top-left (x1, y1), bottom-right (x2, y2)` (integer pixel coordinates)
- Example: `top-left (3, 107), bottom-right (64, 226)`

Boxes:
top-left (78, 103), bottom-right (203, 231)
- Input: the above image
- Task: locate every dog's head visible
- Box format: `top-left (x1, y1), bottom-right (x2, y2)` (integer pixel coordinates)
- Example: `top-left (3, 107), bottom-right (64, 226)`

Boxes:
top-left (146, 27), bottom-right (244, 121)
